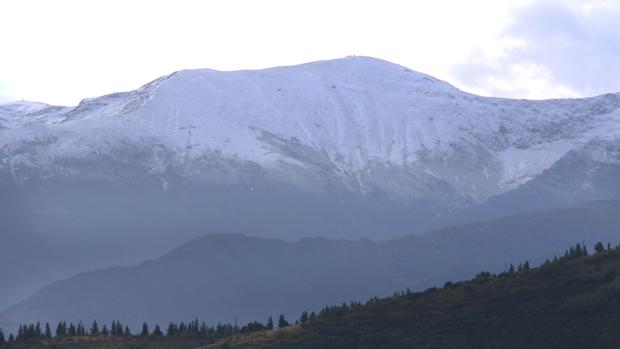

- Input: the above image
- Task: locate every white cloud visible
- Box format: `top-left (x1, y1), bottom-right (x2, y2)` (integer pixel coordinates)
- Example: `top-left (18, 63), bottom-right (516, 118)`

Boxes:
top-left (452, 0), bottom-right (620, 99)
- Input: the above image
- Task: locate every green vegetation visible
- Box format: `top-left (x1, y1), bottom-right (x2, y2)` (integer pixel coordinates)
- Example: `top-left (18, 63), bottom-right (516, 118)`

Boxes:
top-left (2, 242), bottom-right (620, 349)
top-left (234, 241), bottom-right (620, 349)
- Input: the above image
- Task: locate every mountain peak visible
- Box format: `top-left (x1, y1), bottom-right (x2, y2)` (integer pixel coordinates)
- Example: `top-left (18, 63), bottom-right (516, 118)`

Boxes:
top-left (0, 100), bottom-right (50, 115)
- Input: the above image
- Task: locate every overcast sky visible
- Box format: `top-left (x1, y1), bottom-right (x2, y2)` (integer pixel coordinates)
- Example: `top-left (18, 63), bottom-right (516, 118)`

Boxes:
top-left (0, 0), bottom-right (618, 105)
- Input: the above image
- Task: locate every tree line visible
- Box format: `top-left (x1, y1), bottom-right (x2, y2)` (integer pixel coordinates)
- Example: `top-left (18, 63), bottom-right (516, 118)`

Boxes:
top-left (1, 241), bottom-right (618, 346)
top-left (0, 312), bottom-right (313, 344)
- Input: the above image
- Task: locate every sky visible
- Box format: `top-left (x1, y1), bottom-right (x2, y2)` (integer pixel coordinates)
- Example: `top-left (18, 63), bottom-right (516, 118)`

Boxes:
top-left (0, 0), bottom-right (618, 105)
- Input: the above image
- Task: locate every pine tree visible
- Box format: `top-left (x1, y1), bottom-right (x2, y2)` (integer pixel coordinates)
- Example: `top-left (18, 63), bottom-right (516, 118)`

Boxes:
top-left (523, 260), bottom-right (530, 271)
top-left (8, 333), bottom-right (15, 342)
top-left (90, 320), bottom-right (99, 336)
top-left (508, 263), bottom-right (515, 274)
top-left (27, 324), bottom-right (35, 339)
top-left (0, 328), bottom-right (5, 343)
top-left (594, 241), bottom-right (605, 254)
top-left (45, 323), bottom-right (52, 338)
top-left (200, 322), bottom-right (208, 337)
top-left (278, 314), bottom-right (289, 328)
top-left (68, 323), bottom-right (76, 337)
top-left (167, 323), bottom-right (178, 337)
top-left (102, 324), bottom-right (109, 336)
top-left (56, 322), bottom-right (64, 337)
top-left (298, 311), bottom-right (309, 325)
top-left (35, 322), bottom-right (42, 338)
top-left (77, 322), bottom-right (85, 336)
top-left (152, 325), bottom-right (163, 336)
top-left (141, 323), bottom-right (149, 336)
top-left (266, 317), bottom-right (274, 330)
top-left (124, 325), bottom-right (131, 336)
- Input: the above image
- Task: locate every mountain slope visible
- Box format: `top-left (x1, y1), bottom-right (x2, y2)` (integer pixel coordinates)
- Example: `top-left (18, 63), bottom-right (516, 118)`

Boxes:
top-left (4, 237), bottom-right (620, 349)
top-left (2, 56), bottom-right (620, 310)
top-left (231, 244), bottom-right (620, 349)
top-left (1, 199), bottom-right (619, 332)
top-left (3, 57), bottom-right (620, 203)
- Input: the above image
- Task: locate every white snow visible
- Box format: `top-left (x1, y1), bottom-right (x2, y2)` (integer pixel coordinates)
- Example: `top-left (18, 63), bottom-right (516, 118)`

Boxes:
top-left (1, 56), bottom-right (619, 203)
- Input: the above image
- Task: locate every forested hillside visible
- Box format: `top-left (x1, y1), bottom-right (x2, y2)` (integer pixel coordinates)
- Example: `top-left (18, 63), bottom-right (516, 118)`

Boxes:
top-left (2, 242), bottom-right (620, 349)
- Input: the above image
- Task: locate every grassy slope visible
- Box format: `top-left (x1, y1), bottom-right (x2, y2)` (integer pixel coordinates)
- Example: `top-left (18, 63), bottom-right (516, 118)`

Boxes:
top-left (3, 248), bottom-right (620, 349)
top-left (229, 249), bottom-right (620, 349)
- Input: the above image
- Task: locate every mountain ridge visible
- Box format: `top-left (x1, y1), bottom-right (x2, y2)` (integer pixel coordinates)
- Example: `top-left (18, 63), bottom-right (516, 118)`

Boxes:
top-left (2, 56), bottom-right (620, 312)
top-left (2, 199), bottom-right (619, 332)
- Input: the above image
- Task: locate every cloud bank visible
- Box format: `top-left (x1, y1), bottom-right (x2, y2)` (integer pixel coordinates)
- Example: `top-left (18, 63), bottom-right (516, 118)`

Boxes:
top-left (453, 0), bottom-right (620, 99)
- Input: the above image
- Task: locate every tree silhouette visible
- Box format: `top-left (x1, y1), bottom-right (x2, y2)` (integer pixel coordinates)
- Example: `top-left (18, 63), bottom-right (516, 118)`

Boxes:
top-left (77, 322), bottom-right (86, 336)
top-left (278, 314), bottom-right (289, 328)
top-left (35, 322), bottom-right (42, 338)
top-left (166, 323), bottom-right (178, 336)
top-left (141, 323), bottom-right (149, 336)
top-left (68, 323), bottom-right (77, 337)
top-left (594, 242), bottom-right (605, 254)
top-left (299, 311), bottom-right (309, 325)
top-left (90, 320), bottom-right (99, 336)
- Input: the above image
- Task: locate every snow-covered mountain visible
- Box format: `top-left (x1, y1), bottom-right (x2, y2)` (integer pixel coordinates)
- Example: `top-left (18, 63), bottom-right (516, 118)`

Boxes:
top-left (3, 56), bottom-right (619, 207)
top-left (1, 56), bottom-right (620, 311)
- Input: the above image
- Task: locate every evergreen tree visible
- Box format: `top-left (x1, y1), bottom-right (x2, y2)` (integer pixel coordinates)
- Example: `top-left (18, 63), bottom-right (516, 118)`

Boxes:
top-left (298, 311), bottom-right (309, 325)
top-left (8, 334), bottom-right (14, 342)
top-left (152, 325), bottom-right (163, 336)
top-left (508, 263), bottom-right (515, 274)
top-left (90, 320), bottom-right (99, 336)
top-left (45, 322), bottom-right (52, 338)
top-left (141, 323), bottom-right (149, 336)
top-left (102, 324), bottom-right (109, 336)
top-left (124, 325), bottom-right (131, 336)
top-left (0, 328), bottom-right (5, 343)
top-left (166, 322), bottom-right (178, 336)
top-left (56, 322), bottom-right (64, 337)
top-left (68, 323), bottom-right (77, 337)
top-left (266, 317), bottom-right (274, 330)
top-left (278, 314), bottom-right (289, 328)
top-left (594, 241), bottom-right (606, 254)
top-left (35, 322), bottom-right (42, 338)
top-left (200, 322), bottom-right (208, 337)
top-left (523, 261), bottom-right (530, 271)
top-left (77, 322), bottom-right (85, 336)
